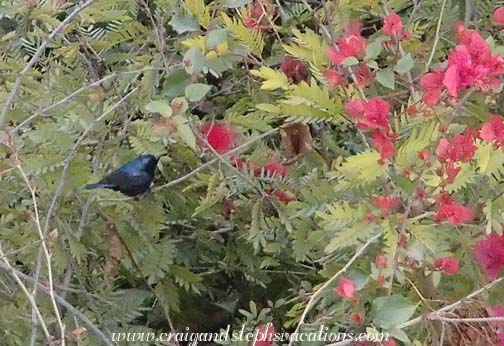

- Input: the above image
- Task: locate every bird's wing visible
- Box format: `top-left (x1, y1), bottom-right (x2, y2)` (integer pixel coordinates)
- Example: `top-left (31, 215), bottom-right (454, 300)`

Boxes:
top-left (98, 170), bottom-right (133, 189)
top-left (103, 169), bottom-right (151, 186)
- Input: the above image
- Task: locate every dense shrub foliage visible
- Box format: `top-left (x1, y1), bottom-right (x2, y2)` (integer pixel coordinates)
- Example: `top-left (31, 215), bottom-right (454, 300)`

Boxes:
top-left (1, 0), bottom-right (504, 345)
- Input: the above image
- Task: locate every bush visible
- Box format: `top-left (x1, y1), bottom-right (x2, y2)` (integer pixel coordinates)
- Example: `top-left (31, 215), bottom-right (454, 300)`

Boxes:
top-left (1, 1), bottom-right (504, 345)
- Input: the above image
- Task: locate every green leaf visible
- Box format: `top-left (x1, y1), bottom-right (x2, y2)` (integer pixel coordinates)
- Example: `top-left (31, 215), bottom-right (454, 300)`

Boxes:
top-left (162, 69), bottom-right (192, 98)
top-left (365, 41), bottom-right (382, 60)
top-left (250, 67), bottom-right (289, 90)
top-left (224, 0), bottom-right (248, 7)
top-left (185, 83), bottom-right (212, 102)
top-left (145, 100), bottom-right (172, 117)
top-left (168, 15), bottom-right (199, 34)
top-left (376, 68), bottom-right (395, 89)
top-left (173, 115), bottom-right (196, 149)
top-left (371, 295), bottom-right (418, 329)
top-left (206, 29), bottom-right (228, 50)
top-left (395, 53), bottom-right (414, 75)
top-left (366, 60), bottom-right (379, 69)
top-left (341, 56), bottom-right (359, 66)
top-left (183, 46), bottom-right (205, 75)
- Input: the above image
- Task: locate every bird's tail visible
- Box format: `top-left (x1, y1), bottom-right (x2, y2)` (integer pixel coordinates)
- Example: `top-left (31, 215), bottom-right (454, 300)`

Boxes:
top-left (84, 183), bottom-right (115, 190)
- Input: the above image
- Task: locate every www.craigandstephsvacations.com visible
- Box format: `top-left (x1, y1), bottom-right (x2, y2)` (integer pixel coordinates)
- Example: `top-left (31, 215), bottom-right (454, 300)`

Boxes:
top-left (111, 324), bottom-right (391, 344)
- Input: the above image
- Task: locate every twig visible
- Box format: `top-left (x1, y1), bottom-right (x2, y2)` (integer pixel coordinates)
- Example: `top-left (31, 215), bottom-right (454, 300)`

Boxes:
top-left (0, 0), bottom-right (96, 128)
top-left (396, 276), bottom-right (504, 329)
top-left (382, 3), bottom-right (416, 97)
top-left (430, 316), bottom-right (504, 323)
top-left (29, 248), bottom-right (43, 346)
top-left (15, 157), bottom-right (66, 345)
top-left (287, 232), bottom-right (384, 346)
top-left (13, 68), bottom-right (163, 132)
top-left (0, 261), bottom-right (115, 346)
top-left (138, 0), bottom-right (170, 71)
top-left (0, 244), bottom-right (51, 340)
top-left (424, 0), bottom-right (447, 72)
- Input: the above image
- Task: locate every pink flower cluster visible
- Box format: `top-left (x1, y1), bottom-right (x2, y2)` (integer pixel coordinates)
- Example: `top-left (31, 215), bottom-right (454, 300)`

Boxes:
top-left (323, 22), bottom-right (373, 89)
top-left (480, 115), bottom-right (504, 147)
top-left (436, 131), bottom-right (476, 186)
top-left (345, 98), bottom-right (396, 162)
top-left (421, 23), bottom-right (504, 106)
top-left (433, 193), bottom-right (474, 225)
top-left (473, 232), bottom-right (504, 280)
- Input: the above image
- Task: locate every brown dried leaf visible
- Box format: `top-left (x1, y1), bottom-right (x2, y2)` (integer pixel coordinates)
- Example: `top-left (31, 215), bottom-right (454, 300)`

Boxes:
top-left (280, 122), bottom-right (313, 162)
top-left (248, 0), bottom-right (276, 26)
top-left (66, 327), bottom-right (87, 342)
top-left (104, 223), bottom-right (122, 284)
top-left (45, 228), bottom-right (59, 256)
top-left (151, 114), bottom-right (177, 136)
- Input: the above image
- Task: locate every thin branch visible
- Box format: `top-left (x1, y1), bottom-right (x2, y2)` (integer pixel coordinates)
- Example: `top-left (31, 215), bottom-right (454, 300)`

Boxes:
top-left (431, 316), bottom-right (504, 323)
top-left (0, 0), bottom-right (96, 128)
top-left (424, 0), bottom-right (448, 72)
top-left (396, 276), bottom-right (504, 329)
top-left (13, 68), bottom-right (165, 132)
top-left (0, 261), bottom-right (115, 346)
top-left (382, 2), bottom-right (416, 97)
top-left (15, 157), bottom-right (66, 345)
top-left (287, 232), bottom-right (384, 346)
top-left (0, 244), bottom-right (51, 340)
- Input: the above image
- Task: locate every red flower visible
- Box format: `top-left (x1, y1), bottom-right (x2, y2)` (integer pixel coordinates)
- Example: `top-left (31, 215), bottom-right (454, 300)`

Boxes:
top-left (376, 274), bottom-right (386, 286)
top-left (407, 104), bottom-right (418, 117)
top-left (420, 71), bottom-right (444, 106)
top-left (382, 13), bottom-right (403, 37)
top-left (280, 57), bottom-right (309, 84)
top-left (435, 192), bottom-right (454, 205)
top-left (375, 253), bottom-right (388, 269)
top-left (436, 133), bottom-right (475, 163)
top-left (418, 149), bottom-right (430, 161)
top-left (436, 138), bottom-right (452, 162)
top-left (493, 7), bottom-right (504, 24)
top-left (345, 99), bottom-right (391, 132)
top-left (323, 69), bottom-right (347, 89)
top-left (199, 122), bottom-right (239, 154)
top-left (434, 257), bottom-right (459, 275)
top-left (384, 339), bottom-right (397, 346)
top-left (435, 201), bottom-right (474, 225)
top-left (244, 4), bottom-right (271, 31)
top-left (371, 130), bottom-right (396, 161)
top-left (473, 233), bottom-right (504, 280)
top-left (373, 195), bottom-right (399, 216)
top-left (445, 161), bottom-right (461, 184)
top-left (416, 188), bottom-right (426, 200)
top-left (489, 305), bottom-right (504, 329)
top-left (355, 65), bottom-right (374, 87)
top-left (266, 189), bottom-right (296, 203)
top-left (334, 277), bottom-right (356, 298)
top-left (351, 312), bottom-right (364, 324)
top-left (327, 33), bottom-right (367, 65)
top-left (480, 115), bottom-right (504, 146)
top-left (254, 159), bottom-right (288, 178)
top-left (251, 323), bottom-right (275, 346)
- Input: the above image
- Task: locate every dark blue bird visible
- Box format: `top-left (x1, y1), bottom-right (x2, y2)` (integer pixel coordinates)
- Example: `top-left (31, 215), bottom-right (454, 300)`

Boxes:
top-left (85, 154), bottom-right (163, 197)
